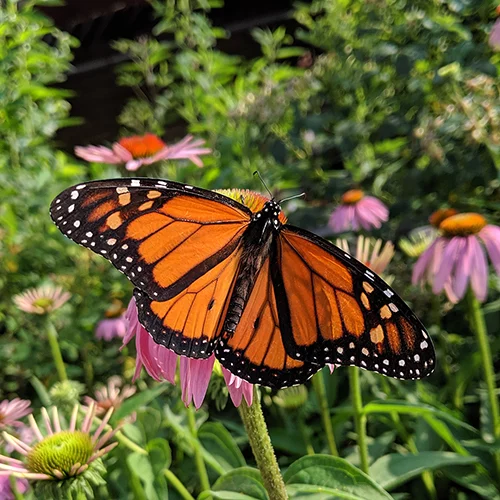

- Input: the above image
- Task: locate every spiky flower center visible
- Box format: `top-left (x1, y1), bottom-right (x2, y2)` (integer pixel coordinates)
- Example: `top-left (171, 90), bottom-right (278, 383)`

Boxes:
top-left (32, 298), bottom-right (54, 311)
top-left (440, 213), bottom-right (487, 236)
top-left (27, 431), bottom-right (93, 478)
top-left (429, 208), bottom-right (457, 228)
top-left (118, 134), bottom-right (165, 158)
top-left (342, 189), bottom-right (364, 204)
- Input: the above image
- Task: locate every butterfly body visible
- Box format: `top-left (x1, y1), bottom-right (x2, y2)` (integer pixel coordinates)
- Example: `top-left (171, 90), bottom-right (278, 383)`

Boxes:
top-left (51, 178), bottom-right (436, 389)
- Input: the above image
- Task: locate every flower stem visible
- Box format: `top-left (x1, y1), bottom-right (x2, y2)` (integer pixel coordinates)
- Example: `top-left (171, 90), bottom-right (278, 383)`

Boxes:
top-left (116, 431), bottom-right (148, 455)
top-left (349, 367), bottom-right (369, 474)
top-left (312, 370), bottom-right (339, 456)
top-left (46, 319), bottom-right (67, 382)
top-left (298, 417), bottom-right (315, 455)
top-left (164, 469), bottom-right (196, 500)
top-left (238, 386), bottom-right (288, 500)
top-left (466, 290), bottom-right (500, 480)
top-left (186, 405), bottom-right (211, 493)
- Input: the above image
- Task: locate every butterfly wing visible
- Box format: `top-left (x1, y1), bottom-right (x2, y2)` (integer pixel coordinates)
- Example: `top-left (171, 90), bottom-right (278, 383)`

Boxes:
top-left (50, 178), bottom-right (252, 302)
top-left (273, 226), bottom-right (435, 380)
top-left (133, 239), bottom-right (242, 357)
top-left (215, 256), bottom-right (321, 388)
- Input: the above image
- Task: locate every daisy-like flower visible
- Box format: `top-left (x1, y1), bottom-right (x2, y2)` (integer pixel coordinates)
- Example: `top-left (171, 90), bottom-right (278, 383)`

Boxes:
top-left (75, 133), bottom-right (211, 171)
top-left (336, 235), bottom-right (395, 276)
top-left (412, 213), bottom-right (500, 303)
top-left (83, 376), bottom-right (136, 416)
top-left (0, 399), bottom-right (32, 430)
top-left (328, 189), bottom-right (389, 233)
top-left (123, 298), bottom-right (253, 409)
top-left (0, 404), bottom-right (120, 492)
top-left (13, 285), bottom-right (70, 315)
top-left (95, 300), bottom-right (127, 341)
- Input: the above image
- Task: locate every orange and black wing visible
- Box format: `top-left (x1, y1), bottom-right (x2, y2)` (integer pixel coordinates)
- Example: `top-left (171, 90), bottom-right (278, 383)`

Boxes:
top-left (50, 178), bottom-right (251, 302)
top-left (215, 257), bottom-right (321, 388)
top-left (50, 178), bottom-right (252, 358)
top-left (273, 226), bottom-right (435, 380)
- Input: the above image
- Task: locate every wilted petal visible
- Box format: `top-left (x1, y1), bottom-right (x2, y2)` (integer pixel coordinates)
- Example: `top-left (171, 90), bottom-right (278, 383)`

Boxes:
top-left (180, 357), bottom-right (215, 409)
top-left (222, 368), bottom-right (253, 407)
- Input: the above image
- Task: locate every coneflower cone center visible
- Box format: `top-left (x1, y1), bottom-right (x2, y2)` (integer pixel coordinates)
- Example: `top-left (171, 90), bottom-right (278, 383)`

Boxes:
top-left (118, 134), bottom-right (165, 158)
top-left (342, 189), bottom-right (364, 204)
top-left (440, 213), bottom-right (487, 236)
top-left (32, 298), bottom-right (53, 310)
top-left (429, 208), bottom-right (457, 228)
top-left (27, 431), bottom-right (93, 477)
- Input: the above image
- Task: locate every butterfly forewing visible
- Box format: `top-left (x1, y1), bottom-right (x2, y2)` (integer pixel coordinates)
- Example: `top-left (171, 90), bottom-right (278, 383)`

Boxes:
top-left (274, 226), bottom-right (435, 380)
top-left (50, 178), bottom-right (251, 302)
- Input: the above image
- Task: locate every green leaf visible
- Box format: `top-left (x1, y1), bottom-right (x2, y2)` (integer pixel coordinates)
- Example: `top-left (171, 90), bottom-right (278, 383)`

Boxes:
top-left (284, 455), bottom-right (391, 499)
top-left (127, 452), bottom-right (159, 500)
top-left (199, 422), bottom-right (246, 471)
top-left (444, 464), bottom-right (500, 499)
top-left (370, 452), bottom-right (479, 491)
top-left (112, 383), bottom-right (168, 423)
top-left (199, 468), bottom-right (268, 500)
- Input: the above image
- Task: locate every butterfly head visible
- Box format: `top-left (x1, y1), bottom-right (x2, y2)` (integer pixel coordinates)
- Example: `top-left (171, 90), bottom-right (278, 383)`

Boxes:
top-left (253, 200), bottom-right (283, 231)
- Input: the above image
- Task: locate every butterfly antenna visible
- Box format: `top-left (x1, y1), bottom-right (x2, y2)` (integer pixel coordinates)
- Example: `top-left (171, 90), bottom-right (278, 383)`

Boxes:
top-left (253, 171), bottom-right (274, 199)
top-left (278, 192), bottom-right (306, 204)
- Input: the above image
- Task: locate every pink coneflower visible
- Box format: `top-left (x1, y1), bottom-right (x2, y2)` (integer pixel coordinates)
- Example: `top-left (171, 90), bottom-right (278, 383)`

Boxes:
top-left (95, 301), bottom-right (127, 341)
top-left (490, 12), bottom-right (500, 50)
top-left (83, 376), bottom-right (136, 416)
top-left (329, 189), bottom-right (389, 233)
top-left (0, 399), bottom-right (32, 430)
top-left (124, 298), bottom-right (253, 409)
top-left (412, 213), bottom-right (500, 303)
top-left (74, 133), bottom-right (211, 171)
top-left (13, 285), bottom-right (70, 315)
top-left (336, 235), bottom-right (395, 276)
top-left (0, 404), bottom-right (120, 483)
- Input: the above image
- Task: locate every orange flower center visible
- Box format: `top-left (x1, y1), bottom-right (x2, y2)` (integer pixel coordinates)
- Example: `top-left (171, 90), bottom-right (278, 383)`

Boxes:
top-left (428, 208), bottom-right (458, 228)
top-left (439, 213), bottom-right (487, 236)
top-left (342, 189), bottom-right (364, 204)
top-left (118, 134), bottom-right (166, 158)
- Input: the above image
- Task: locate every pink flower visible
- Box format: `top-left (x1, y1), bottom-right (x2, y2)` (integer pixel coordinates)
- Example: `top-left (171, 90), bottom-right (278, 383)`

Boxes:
top-left (490, 18), bottom-right (500, 50)
top-left (329, 189), bottom-right (389, 233)
top-left (13, 285), bottom-right (70, 315)
top-left (75, 133), bottom-right (211, 171)
top-left (123, 298), bottom-right (253, 409)
top-left (0, 399), bottom-right (32, 430)
top-left (95, 316), bottom-right (127, 341)
top-left (84, 376), bottom-right (136, 416)
top-left (0, 474), bottom-right (28, 500)
top-left (412, 213), bottom-right (500, 303)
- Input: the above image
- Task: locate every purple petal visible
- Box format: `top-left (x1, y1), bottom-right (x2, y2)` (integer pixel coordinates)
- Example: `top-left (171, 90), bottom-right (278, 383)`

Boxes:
top-left (112, 143), bottom-right (134, 162)
top-left (470, 238), bottom-right (488, 302)
top-left (490, 19), bottom-right (500, 50)
top-left (479, 225), bottom-right (500, 276)
top-left (433, 237), bottom-right (465, 294)
top-left (328, 205), bottom-right (348, 233)
top-left (125, 159), bottom-right (145, 171)
top-left (74, 145), bottom-right (122, 164)
top-left (412, 239), bottom-right (438, 285)
top-left (451, 236), bottom-right (475, 300)
top-left (359, 197), bottom-right (389, 220)
top-left (222, 368), bottom-right (254, 407)
top-left (180, 356), bottom-right (214, 409)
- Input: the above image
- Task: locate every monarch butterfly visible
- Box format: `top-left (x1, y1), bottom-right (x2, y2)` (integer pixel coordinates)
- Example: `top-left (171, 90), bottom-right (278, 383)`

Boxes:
top-left (50, 178), bottom-right (435, 388)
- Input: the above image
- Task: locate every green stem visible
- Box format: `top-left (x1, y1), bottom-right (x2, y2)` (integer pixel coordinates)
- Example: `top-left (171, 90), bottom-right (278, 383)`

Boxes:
top-left (46, 319), bottom-right (67, 382)
top-left (312, 370), bottom-right (339, 456)
top-left (164, 469), bottom-right (196, 500)
top-left (298, 417), bottom-right (315, 455)
top-left (116, 431), bottom-right (148, 455)
top-left (466, 290), bottom-right (500, 480)
top-left (238, 386), bottom-right (288, 500)
top-left (186, 405), bottom-right (211, 493)
top-left (349, 367), bottom-right (369, 474)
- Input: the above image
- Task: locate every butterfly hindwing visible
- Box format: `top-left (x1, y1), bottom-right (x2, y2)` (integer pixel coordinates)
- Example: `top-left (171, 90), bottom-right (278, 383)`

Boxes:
top-left (215, 256), bottom-right (321, 388)
top-left (274, 227), bottom-right (435, 380)
top-left (50, 178), bottom-right (251, 301)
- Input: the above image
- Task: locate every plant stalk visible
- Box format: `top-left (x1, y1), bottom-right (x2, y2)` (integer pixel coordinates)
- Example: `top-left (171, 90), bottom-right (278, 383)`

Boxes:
top-left (349, 367), bottom-right (369, 474)
top-left (466, 290), bottom-right (500, 480)
top-left (164, 469), bottom-right (196, 500)
top-left (186, 405), bottom-right (211, 493)
top-left (238, 386), bottom-right (288, 500)
top-left (46, 319), bottom-right (67, 382)
top-left (312, 370), bottom-right (339, 456)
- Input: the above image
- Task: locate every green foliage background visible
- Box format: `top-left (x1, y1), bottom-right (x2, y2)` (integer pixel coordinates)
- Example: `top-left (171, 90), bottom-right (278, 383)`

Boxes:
top-left (1, 0), bottom-right (500, 498)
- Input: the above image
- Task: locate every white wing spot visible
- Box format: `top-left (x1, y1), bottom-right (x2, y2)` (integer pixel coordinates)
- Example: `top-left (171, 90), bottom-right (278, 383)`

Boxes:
top-left (389, 303), bottom-right (398, 312)
top-left (420, 341), bottom-right (428, 349)
top-left (73, 220), bottom-right (80, 228)
top-left (383, 359), bottom-right (389, 366)
top-left (349, 342), bottom-right (355, 349)
top-left (107, 238), bottom-right (117, 245)
top-left (122, 244), bottom-right (129, 250)
top-left (399, 360), bottom-right (405, 366)
top-left (362, 348), bottom-right (369, 356)
top-left (71, 190), bottom-right (79, 200)
top-left (68, 204), bottom-right (75, 213)
top-left (131, 179), bottom-right (141, 186)
top-left (384, 289), bottom-right (394, 298)
top-left (76, 184), bottom-right (86, 190)
top-left (116, 187), bottom-right (129, 194)
top-left (414, 354), bottom-right (420, 362)
top-left (126, 257), bottom-right (133, 263)
top-left (337, 347), bottom-right (343, 354)
top-left (86, 232), bottom-right (93, 237)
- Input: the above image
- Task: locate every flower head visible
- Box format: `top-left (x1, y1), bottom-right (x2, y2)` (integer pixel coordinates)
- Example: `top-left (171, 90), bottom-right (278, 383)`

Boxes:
top-left (95, 300), bottom-right (127, 341)
top-left (75, 134), bottom-right (211, 171)
top-left (412, 213), bottom-right (500, 303)
top-left (0, 399), bottom-right (32, 430)
top-left (329, 189), bottom-right (389, 233)
top-left (83, 377), bottom-right (136, 416)
top-left (124, 298), bottom-right (253, 409)
top-left (13, 285), bottom-right (70, 315)
top-left (490, 18), bottom-right (500, 50)
top-left (429, 208), bottom-right (458, 228)
top-left (0, 404), bottom-right (120, 487)
top-left (336, 235), bottom-right (395, 276)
